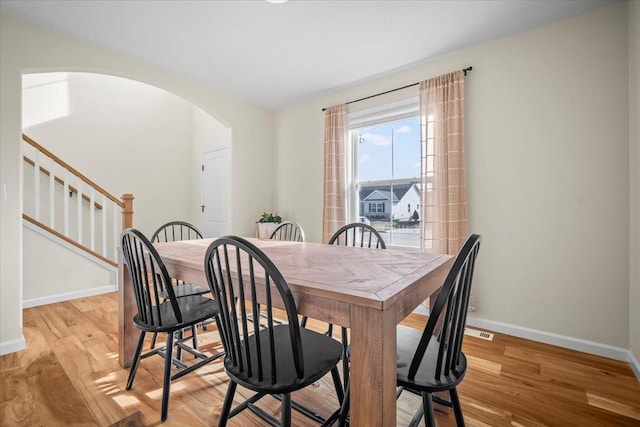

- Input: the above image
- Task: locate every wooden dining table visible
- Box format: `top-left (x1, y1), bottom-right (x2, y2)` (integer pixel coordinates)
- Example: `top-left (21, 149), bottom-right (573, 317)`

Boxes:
top-left (118, 237), bottom-right (452, 426)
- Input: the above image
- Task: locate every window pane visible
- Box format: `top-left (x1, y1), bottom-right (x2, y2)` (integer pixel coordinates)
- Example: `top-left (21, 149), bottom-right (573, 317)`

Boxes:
top-left (392, 117), bottom-right (420, 180)
top-left (358, 182), bottom-right (422, 249)
top-left (357, 123), bottom-right (392, 182)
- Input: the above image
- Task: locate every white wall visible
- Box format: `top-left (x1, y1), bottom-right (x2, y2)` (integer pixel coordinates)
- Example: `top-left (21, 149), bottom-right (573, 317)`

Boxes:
top-left (275, 3), bottom-right (630, 349)
top-left (628, 0), bottom-right (639, 372)
top-left (0, 12), bottom-right (274, 354)
top-left (23, 227), bottom-right (115, 303)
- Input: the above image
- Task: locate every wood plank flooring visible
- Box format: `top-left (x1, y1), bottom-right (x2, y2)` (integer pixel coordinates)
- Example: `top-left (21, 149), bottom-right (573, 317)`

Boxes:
top-left (1, 293), bottom-right (638, 426)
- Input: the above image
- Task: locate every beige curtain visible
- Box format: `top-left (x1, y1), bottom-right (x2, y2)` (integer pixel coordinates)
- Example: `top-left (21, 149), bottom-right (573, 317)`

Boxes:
top-left (420, 70), bottom-right (468, 255)
top-left (322, 105), bottom-right (347, 243)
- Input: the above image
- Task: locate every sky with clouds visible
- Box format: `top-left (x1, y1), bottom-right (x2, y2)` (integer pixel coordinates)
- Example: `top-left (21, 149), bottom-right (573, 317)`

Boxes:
top-left (356, 116), bottom-right (420, 182)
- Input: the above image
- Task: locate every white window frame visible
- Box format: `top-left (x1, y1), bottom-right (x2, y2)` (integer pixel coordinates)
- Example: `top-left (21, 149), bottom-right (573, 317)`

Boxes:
top-left (347, 97), bottom-right (421, 250)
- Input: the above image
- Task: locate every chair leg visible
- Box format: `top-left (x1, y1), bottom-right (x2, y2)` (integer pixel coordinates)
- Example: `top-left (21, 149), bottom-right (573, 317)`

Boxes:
top-left (191, 324), bottom-right (199, 349)
top-left (160, 331), bottom-right (174, 422)
top-left (150, 332), bottom-right (159, 349)
top-left (338, 379), bottom-right (350, 427)
top-left (176, 330), bottom-right (183, 361)
top-left (408, 404), bottom-right (424, 427)
top-left (218, 380), bottom-right (237, 427)
top-left (281, 393), bottom-right (292, 427)
top-left (330, 366), bottom-right (344, 403)
top-left (300, 316), bottom-right (308, 328)
top-left (341, 327), bottom-right (349, 389)
top-left (422, 392), bottom-right (436, 427)
top-left (126, 331), bottom-right (146, 390)
top-left (449, 388), bottom-right (465, 426)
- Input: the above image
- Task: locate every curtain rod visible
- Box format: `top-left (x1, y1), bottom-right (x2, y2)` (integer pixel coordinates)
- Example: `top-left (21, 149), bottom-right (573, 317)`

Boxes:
top-left (321, 66), bottom-right (472, 112)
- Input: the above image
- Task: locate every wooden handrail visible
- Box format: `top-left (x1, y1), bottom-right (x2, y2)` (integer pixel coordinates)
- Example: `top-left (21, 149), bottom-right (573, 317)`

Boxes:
top-left (23, 214), bottom-right (117, 268)
top-left (23, 155), bottom-right (103, 210)
top-left (23, 134), bottom-right (124, 208)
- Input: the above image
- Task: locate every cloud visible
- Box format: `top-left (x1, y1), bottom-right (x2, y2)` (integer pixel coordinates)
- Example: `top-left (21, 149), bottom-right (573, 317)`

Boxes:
top-left (359, 153), bottom-right (371, 163)
top-left (396, 125), bottom-right (411, 133)
top-left (361, 132), bottom-right (391, 146)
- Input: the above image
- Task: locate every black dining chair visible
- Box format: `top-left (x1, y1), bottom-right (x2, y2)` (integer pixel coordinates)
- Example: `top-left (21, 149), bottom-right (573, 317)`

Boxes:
top-left (151, 221), bottom-right (210, 297)
top-left (150, 221), bottom-right (210, 350)
top-left (269, 220), bottom-right (306, 242)
top-left (204, 236), bottom-right (344, 427)
top-left (337, 234), bottom-right (482, 427)
top-left (328, 222), bottom-right (386, 249)
top-left (121, 228), bottom-right (224, 422)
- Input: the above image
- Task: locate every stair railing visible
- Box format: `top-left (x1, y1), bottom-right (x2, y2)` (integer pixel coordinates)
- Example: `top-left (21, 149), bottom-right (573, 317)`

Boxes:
top-left (22, 134), bottom-right (133, 266)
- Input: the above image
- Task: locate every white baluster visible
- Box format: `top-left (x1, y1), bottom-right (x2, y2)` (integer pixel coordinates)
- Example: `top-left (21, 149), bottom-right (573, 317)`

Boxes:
top-left (90, 187), bottom-right (96, 251)
top-left (76, 180), bottom-right (83, 245)
top-left (49, 157), bottom-right (55, 228)
top-left (34, 150), bottom-right (40, 221)
top-left (63, 168), bottom-right (69, 236)
top-left (102, 195), bottom-right (107, 257)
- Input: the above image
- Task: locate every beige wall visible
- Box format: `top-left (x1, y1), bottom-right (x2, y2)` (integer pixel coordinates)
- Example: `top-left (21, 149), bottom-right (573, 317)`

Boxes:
top-left (275, 3), bottom-right (630, 348)
top-left (629, 0), bottom-right (640, 368)
top-left (23, 228), bottom-right (115, 302)
top-left (0, 13), bottom-right (275, 353)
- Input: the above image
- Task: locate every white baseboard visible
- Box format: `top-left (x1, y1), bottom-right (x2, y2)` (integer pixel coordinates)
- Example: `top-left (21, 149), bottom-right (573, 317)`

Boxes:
top-left (23, 285), bottom-right (117, 309)
top-left (465, 316), bottom-right (630, 362)
top-left (410, 309), bottom-right (639, 377)
top-left (0, 336), bottom-right (26, 356)
top-left (628, 350), bottom-right (640, 380)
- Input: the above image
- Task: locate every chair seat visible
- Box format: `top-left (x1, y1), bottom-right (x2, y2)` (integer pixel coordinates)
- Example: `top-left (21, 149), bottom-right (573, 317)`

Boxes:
top-left (159, 282), bottom-right (210, 299)
top-left (225, 324), bottom-right (343, 394)
top-left (133, 295), bottom-right (218, 333)
top-left (396, 325), bottom-right (467, 393)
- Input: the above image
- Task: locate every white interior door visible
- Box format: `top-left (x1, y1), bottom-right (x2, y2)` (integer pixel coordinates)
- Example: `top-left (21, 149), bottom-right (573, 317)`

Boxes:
top-left (201, 147), bottom-right (228, 237)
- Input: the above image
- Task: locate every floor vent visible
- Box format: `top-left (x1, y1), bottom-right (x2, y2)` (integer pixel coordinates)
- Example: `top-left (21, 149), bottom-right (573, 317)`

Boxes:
top-left (464, 328), bottom-right (494, 341)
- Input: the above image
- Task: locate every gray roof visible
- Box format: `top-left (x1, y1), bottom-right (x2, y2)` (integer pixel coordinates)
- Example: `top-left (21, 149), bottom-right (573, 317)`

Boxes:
top-left (359, 183), bottom-right (417, 202)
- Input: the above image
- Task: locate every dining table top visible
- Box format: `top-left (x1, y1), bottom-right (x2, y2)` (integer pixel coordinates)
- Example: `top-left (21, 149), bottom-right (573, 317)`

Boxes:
top-left (153, 237), bottom-right (453, 323)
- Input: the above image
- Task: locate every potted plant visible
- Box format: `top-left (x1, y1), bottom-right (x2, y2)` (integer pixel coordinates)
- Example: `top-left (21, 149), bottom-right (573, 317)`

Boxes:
top-left (256, 211), bottom-right (282, 239)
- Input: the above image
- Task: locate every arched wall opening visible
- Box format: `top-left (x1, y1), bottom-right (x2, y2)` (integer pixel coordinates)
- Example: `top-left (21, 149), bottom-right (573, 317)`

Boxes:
top-left (21, 71), bottom-right (231, 306)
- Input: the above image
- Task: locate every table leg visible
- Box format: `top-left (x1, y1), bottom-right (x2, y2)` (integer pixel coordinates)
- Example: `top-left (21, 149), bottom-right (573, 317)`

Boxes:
top-left (118, 251), bottom-right (137, 368)
top-left (349, 305), bottom-right (397, 427)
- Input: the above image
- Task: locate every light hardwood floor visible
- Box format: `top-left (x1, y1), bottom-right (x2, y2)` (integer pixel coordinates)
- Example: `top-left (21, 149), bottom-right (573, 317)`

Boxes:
top-left (1, 293), bottom-right (638, 426)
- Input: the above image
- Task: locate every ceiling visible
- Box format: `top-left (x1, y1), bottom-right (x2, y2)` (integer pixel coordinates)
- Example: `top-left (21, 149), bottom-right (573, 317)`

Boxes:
top-left (0, 0), bottom-right (615, 110)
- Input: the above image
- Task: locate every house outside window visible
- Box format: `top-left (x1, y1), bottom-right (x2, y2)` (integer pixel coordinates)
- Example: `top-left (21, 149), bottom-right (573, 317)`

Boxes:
top-left (347, 97), bottom-right (421, 250)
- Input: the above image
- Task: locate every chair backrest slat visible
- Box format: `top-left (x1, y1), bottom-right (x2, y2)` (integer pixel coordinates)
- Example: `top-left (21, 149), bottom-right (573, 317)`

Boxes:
top-left (121, 228), bottom-right (183, 328)
top-left (269, 221), bottom-right (305, 242)
top-left (328, 223), bottom-right (386, 249)
top-left (407, 234), bottom-right (481, 381)
top-left (151, 221), bottom-right (204, 243)
top-left (205, 236), bottom-right (305, 384)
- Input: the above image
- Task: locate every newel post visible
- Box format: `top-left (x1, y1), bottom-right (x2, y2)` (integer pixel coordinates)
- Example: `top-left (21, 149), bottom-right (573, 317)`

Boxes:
top-left (121, 193), bottom-right (134, 229)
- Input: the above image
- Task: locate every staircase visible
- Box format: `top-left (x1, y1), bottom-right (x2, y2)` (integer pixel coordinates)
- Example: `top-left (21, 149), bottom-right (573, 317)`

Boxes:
top-left (22, 134), bottom-right (134, 306)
